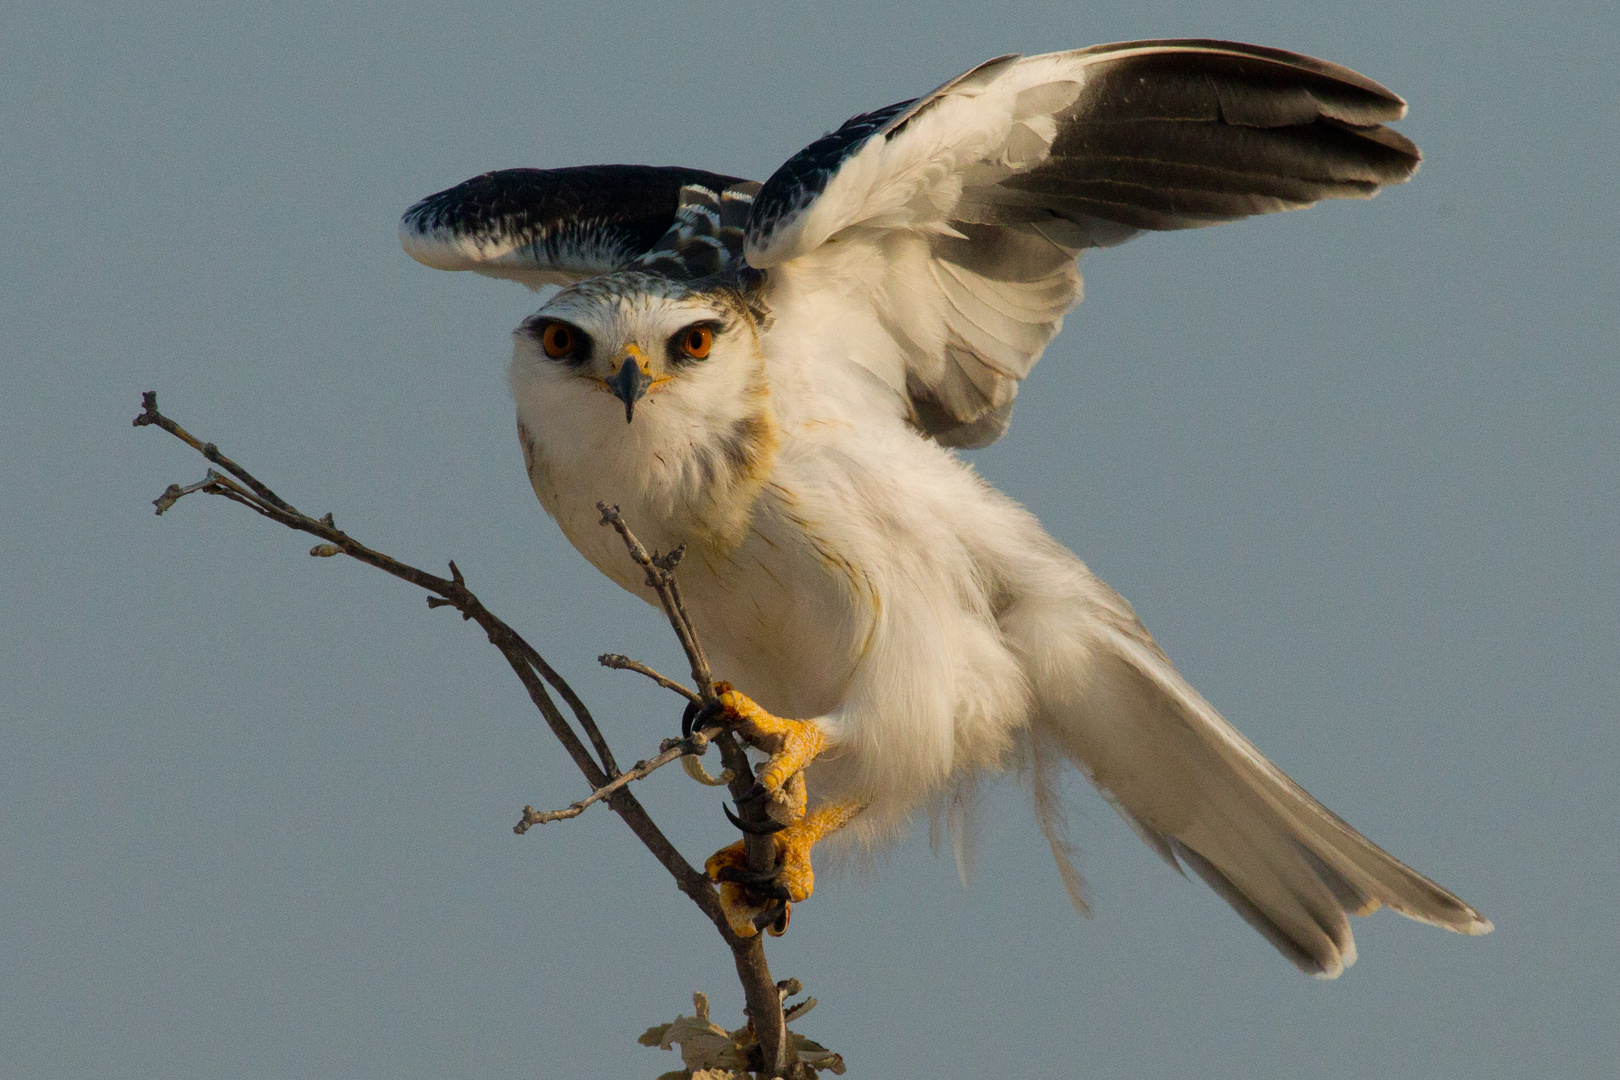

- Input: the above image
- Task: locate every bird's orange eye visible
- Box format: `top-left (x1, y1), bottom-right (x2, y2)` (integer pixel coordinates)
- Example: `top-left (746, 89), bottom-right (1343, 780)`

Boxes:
top-left (540, 322), bottom-right (574, 359)
top-left (681, 326), bottom-right (713, 360)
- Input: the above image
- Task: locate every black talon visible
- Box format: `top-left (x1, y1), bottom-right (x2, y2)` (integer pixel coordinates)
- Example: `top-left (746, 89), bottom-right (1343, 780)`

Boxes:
top-left (755, 901), bottom-right (789, 934)
top-left (734, 781), bottom-right (770, 806)
top-left (683, 698), bottom-right (727, 738)
top-left (724, 802), bottom-right (788, 835)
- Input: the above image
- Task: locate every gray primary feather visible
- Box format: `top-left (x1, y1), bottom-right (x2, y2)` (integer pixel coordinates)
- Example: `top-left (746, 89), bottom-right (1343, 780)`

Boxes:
top-left (1000, 39), bottom-right (1420, 234)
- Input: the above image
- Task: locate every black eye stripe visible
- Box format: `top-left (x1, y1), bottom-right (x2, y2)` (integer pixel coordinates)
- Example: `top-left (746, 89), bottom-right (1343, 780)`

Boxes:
top-left (527, 318), bottom-right (592, 363)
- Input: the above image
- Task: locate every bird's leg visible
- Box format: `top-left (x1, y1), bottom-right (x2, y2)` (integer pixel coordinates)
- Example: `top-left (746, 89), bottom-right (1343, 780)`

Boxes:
top-left (702, 683), bottom-right (861, 937)
top-left (706, 800), bottom-right (864, 938)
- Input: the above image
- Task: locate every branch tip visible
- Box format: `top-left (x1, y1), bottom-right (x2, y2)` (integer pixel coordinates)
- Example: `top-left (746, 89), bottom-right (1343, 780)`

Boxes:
top-left (598, 653), bottom-right (701, 703)
top-left (153, 484), bottom-right (185, 515)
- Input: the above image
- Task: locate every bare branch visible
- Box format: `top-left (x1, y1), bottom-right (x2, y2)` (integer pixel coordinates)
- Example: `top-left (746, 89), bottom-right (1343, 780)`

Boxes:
top-left (594, 505), bottom-right (793, 1071)
top-left (517, 635), bottom-right (620, 776)
top-left (152, 473), bottom-right (218, 514)
top-left (593, 514), bottom-right (788, 964)
top-left (133, 394), bottom-right (695, 898)
top-left (135, 391), bottom-right (815, 1077)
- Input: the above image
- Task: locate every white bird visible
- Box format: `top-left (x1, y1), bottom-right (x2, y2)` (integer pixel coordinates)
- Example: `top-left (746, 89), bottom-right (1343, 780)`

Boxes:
top-left (401, 39), bottom-right (1491, 976)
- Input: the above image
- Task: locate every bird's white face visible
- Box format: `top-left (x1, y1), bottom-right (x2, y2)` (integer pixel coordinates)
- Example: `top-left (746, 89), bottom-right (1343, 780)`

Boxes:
top-left (509, 272), bottom-right (779, 564)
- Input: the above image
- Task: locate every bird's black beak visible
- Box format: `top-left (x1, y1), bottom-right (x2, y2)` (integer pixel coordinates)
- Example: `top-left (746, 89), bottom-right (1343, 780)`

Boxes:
top-left (606, 356), bottom-right (652, 422)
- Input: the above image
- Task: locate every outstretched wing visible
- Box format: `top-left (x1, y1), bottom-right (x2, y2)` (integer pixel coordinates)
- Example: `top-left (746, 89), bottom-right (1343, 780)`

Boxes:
top-left (400, 165), bottom-right (758, 287)
top-left (748, 40), bottom-right (1422, 447)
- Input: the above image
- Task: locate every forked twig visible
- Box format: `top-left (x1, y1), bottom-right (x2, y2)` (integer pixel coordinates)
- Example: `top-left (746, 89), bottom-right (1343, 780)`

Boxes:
top-left (597, 504), bottom-right (715, 700)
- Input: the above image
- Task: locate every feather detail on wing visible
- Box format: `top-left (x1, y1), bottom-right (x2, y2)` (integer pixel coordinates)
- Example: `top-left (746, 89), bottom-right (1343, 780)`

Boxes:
top-left (1007, 580), bottom-right (1492, 977)
top-left (400, 165), bottom-right (756, 287)
top-left (748, 40), bottom-right (1421, 447)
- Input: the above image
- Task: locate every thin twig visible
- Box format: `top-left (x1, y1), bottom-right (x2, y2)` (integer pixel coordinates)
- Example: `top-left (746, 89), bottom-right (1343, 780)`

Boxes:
top-left (597, 504), bottom-right (714, 700)
top-left (594, 512), bottom-right (780, 841)
top-left (516, 634), bottom-right (619, 776)
top-left (515, 724), bottom-right (726, 831)
top-left (594, 509), bottom-right (791, 1069)
top-left (662, 571), bottom-right (713, 696)
top-left (133, 394), bottom-right (697, 901)
top-left (596, 654), bottom-right (732, 787)
top-left (599, 653), bottom-right (701, 703)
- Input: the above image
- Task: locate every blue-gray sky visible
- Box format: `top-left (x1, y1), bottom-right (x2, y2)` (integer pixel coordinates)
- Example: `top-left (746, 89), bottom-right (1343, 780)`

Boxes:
top-left (4, 1), bottom-right (1615, 1076)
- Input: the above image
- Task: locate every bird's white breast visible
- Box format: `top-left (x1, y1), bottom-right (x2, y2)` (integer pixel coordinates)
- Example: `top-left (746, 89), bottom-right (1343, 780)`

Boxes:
top-left (512, 366), bottom-right (874, 721)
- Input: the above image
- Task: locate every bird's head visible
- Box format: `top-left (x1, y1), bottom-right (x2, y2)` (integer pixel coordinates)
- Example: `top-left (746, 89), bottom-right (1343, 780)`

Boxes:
top-left (509, 271), bottom-right (778, 551)
top-left (512, 271), bottom-right (767, 430)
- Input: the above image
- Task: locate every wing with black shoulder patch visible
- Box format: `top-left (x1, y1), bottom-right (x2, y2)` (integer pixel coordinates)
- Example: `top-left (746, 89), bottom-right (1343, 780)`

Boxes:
top-left (400, 165), bottom-right (756, 288)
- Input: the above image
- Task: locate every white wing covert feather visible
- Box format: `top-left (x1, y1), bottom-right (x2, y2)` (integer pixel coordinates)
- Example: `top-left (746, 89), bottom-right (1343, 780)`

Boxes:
top-left (747, 40), bottom-right (1422, 447)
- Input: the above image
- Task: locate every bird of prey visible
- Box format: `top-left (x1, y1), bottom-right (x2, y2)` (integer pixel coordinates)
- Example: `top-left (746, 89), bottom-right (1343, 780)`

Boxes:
top-left (401, 39), bottom-right (1491, 977)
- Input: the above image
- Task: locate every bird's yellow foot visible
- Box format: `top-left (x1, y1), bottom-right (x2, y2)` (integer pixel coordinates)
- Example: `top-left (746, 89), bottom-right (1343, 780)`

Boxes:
top-left (713, 683), bottom-right (827, 821)
top-left (706, 800), bottom-right (863, 938)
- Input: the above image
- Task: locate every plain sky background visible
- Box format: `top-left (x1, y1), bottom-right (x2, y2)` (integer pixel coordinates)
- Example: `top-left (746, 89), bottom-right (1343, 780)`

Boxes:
top-left (3, 1), bottom-right (1616, 1077)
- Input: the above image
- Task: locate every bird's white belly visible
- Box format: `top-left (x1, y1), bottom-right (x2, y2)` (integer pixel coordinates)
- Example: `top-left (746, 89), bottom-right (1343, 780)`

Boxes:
top-left (531, 445), bottom-right (870, 721)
